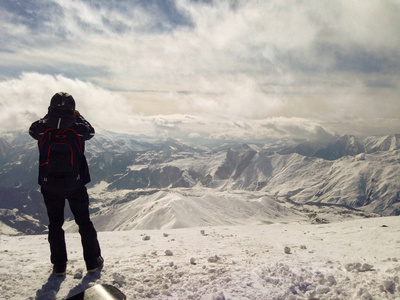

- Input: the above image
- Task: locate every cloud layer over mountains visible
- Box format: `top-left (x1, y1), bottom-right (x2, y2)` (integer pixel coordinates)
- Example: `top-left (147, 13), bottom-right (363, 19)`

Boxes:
top-left (0, 73), bottom-right (334, 141)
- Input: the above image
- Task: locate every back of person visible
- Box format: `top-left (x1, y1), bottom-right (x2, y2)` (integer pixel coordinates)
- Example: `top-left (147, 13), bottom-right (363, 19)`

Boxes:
top-left (29, 92), bottom-right (102, 276)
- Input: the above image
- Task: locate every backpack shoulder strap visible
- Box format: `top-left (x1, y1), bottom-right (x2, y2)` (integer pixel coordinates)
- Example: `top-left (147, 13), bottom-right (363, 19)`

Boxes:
top-left (39, 128), bottom-right (57, 148)
top-left (64, 128), bottom-right (83, 153)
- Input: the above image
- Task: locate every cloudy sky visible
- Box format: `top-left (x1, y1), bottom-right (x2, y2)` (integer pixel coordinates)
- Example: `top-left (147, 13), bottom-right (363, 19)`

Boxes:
top-left (1, 0), bottom-right (399, 142)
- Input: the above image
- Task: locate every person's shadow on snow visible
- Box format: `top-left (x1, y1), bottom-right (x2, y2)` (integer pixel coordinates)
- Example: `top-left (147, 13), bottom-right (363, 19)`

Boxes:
top-left (36, 274), bottom-right (65, 300)
top-left (65, 267), bottom-right (103, 299)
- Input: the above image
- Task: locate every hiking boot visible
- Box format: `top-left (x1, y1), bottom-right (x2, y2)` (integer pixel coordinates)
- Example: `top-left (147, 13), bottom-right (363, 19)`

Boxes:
top-left (53, 263), bottom-right (67, 276)
top-left (86, 256), bottom-right (104, 273)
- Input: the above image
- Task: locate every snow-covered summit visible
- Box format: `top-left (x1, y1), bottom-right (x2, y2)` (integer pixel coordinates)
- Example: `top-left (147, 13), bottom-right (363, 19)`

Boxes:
top-left (1, 216), bottom-right (399, 299)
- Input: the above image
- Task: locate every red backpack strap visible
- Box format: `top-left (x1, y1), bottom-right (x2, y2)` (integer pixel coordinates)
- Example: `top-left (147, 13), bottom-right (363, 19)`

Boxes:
top-left (39, 128), bottom-right (57, 148)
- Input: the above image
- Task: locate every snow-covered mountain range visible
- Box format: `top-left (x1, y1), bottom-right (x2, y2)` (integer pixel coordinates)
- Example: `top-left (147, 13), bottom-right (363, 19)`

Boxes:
top-left (1, 131), bottom-right (400, 235)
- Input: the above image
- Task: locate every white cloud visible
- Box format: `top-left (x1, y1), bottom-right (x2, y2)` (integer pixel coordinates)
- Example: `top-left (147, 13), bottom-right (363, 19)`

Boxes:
top-left (0, 73), bottom-right (131, 133)
top-left (1, 1), bottom-right (400, 138)
top-left (130, 114), bottom-right (334, 142)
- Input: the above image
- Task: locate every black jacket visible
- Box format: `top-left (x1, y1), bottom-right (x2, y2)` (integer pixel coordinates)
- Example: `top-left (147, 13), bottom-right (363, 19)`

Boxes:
top-left (29, 112), bottom-right (95, 191)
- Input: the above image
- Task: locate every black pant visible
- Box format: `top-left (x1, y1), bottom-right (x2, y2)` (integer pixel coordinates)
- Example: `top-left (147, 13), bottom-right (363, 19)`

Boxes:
top-left (41, 186), bottom-right (101, 264)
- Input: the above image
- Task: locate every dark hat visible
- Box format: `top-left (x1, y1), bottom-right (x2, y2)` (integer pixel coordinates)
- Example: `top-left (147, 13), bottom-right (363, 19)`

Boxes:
top-left (49, 92), bottom-right (76, 112)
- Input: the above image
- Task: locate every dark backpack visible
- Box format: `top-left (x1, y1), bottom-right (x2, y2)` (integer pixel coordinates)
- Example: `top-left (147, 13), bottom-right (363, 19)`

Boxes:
top-left (39, 128), bottom-right (83, 191)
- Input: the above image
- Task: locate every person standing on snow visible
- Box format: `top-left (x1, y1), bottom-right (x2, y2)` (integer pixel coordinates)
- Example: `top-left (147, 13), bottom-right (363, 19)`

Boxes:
top-left (29, 92), bottom-right (103, 276)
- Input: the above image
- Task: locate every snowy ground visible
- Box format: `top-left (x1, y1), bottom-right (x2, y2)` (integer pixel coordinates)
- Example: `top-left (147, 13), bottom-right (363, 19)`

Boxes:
top-left (1, 216), bottom-right (400, 300)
